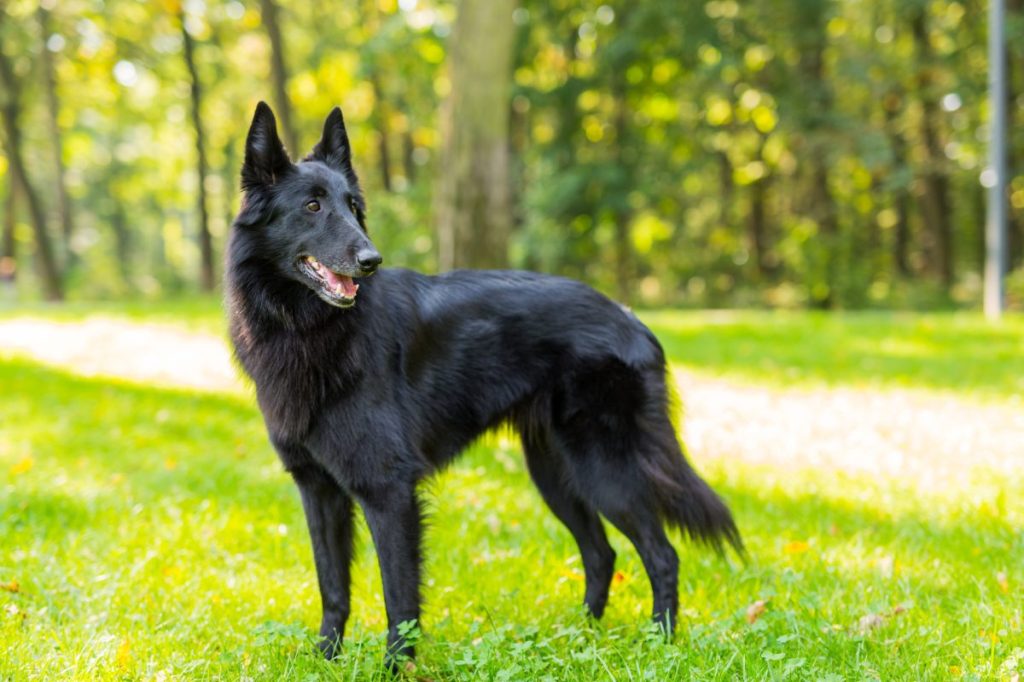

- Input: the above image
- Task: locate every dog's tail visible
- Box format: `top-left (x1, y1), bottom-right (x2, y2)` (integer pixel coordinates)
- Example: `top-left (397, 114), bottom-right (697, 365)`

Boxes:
top-left (639, 430), bottom-right (745, 559)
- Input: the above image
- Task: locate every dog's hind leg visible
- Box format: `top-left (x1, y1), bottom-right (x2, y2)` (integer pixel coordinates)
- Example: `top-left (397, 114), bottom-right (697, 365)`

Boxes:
top-left (288, 462), bottom-right (356, 659)
top-left (521, 434), bottom-right (616, 618)
top-left (598, 502), bottom-right (679, 634)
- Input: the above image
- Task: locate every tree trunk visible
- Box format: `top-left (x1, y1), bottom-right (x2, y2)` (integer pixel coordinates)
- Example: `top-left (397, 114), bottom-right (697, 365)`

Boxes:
top-left (610, 67), bottom-right (633, 303)
top-left (435, 0), bottom-right (517, 270)
top-left (180, 11), bottom-right (216, 291)
top-left (1, 182), bottom-right (16, 285)
top-left (749, 174), bottom-right (769, 279)
top-left (370, 72), bottom-right (393, 192)
top-left (0, 49), bottom-right (63, 301)
top-left (797, 6), bottom-right (838, 308)
top-left (742, 134), bottom-right (772, 278)
top-left (911, 9), bottom-right (954, 290)
top-left (259, 0), bottom-right (300, 156)
top-left (1007, 0), bottom-right (1024, 270)
top-left (401, 119), bottom-right (416, 186)
top-left (222, 137), bottom-right (238, 229)
top-left (37, 4), bottom-right (75, 268)
top-left (109, 189), bottom-right (132, 288)
top-left (883, 91), bottom-right (911, 276)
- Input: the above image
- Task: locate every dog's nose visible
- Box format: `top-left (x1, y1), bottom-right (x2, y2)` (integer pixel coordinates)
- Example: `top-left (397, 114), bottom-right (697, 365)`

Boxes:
top-left (356, 249), bottom-right (382, 274)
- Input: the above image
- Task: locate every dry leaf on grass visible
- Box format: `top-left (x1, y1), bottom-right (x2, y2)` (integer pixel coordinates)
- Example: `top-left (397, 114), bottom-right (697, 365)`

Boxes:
top-left (858, 614), bottom-right (885, 633)
top-left (746, 599), bottom-right (768, 624)
top-left (782, 540), bottom-right (810, 555)
top-left (1, 579), bottom-right (19, 593)
top-left (997, 571), bottom-right (1009, 594)
top-left (9, 457), bottom-right (33, 476)
top-left (115, 638), bottom-right (132, 669)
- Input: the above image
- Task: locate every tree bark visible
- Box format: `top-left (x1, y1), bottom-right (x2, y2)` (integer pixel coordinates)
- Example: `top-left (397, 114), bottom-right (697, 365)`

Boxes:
top-left (402, 127), bottom-right (416, 186)
top-left (911, 8), bottom-right (954, 289)
top-left (1005, 0), bottom-right (1023, 270)
top-left (797, 5), bottom-right (838, 308)
top-left (2, 182), bottom-right (16, 285)
top-left (37, 4), bottom-right (75, 268)
top-left (611, 68), bottom-right (633, 303)
top-left (370, 72), bottom-right (393, 191)
top-left (259, 0), bottom-right (300, 156)
top-left (883, 91), bottom-right (911, 276)
top-left (748, 149), bottom-right (770, 278)
top-left (0, 48), bottom-right (63, 300)
top-left (180, 11), bottom-right (216, 291)
top-left (436, 0), bottom-right (516, 271)
top-left (109, 183), bottom-right (132, 289)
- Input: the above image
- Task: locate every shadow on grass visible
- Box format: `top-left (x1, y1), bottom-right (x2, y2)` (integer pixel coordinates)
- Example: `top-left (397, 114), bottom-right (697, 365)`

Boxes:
top-left (1, 356), bottom-right (290, 513)
top-left (3, 356), bottom-right (1018, 601)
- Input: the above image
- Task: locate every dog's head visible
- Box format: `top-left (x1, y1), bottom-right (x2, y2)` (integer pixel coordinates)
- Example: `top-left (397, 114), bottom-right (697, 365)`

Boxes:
top-left (234, 102), bottom-right (380, 309)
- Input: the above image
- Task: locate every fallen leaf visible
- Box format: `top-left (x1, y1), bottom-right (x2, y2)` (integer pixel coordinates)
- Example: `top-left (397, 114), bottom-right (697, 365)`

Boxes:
top-left (115, 638), bottom-right (132, 669)
top-left (746, 599), bottom-right (768, 624)
top-left (9, 456), bottom-right (33, 476)
top-left (783, 541), bottom-right (809, 555)
top-left (858, 614), bottom-right (885, 633)
top-left (997, 571), bottom-right (1009, 594)
top-left (1, 579), bottom-right (19, 593)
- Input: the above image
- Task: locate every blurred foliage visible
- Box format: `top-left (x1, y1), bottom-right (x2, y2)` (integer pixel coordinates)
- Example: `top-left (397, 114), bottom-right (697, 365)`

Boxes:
top-left (0, 0), bottom-right (1022, 307)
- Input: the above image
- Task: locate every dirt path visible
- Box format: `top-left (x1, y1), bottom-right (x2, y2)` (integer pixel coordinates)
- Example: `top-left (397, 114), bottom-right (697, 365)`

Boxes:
top-left (2, 317), bottom-right (1021, 486)
top-left (0, 317), bottom-right (240, 393)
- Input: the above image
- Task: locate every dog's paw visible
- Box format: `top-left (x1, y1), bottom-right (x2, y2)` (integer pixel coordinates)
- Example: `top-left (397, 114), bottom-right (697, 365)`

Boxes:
top-left (318, 635), bottom-right (343, 660)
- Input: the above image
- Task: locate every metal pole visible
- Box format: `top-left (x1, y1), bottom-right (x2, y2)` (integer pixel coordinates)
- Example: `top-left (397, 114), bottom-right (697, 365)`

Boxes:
top-left (984, 0), bottom-right (1007, 320)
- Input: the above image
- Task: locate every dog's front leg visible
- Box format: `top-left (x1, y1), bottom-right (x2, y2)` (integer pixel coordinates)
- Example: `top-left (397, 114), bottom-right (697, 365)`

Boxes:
top-left (357, 483), bottom-right (422, 668)
top-left (290, 463), bottom-right (355, 659)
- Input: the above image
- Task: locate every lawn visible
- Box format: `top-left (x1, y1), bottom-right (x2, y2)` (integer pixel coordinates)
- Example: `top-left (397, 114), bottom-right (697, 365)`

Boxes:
top-left (1, 302), bottom-right (1022, 680)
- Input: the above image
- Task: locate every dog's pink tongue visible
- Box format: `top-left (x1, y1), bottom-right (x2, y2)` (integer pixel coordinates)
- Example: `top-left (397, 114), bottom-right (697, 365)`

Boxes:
top-left (323, 269), bottom-right (358, 297)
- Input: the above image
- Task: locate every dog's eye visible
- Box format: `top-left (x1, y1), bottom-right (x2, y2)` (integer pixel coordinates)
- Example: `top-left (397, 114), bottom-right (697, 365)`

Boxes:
top-left (305, 200), bottom-right (320, 213)
top-left (348, 197), bottom-right (358, 214)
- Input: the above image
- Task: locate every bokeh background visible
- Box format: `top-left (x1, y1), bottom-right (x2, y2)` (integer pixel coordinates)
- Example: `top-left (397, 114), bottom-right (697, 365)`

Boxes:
top-left (0, 0), bottom-right (1022, 308)
top-left (3, 2), bottom-right (1024, 680)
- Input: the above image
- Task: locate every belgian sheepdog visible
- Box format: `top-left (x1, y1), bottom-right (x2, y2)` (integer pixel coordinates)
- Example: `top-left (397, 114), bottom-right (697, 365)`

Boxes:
top-left (226, 102), bottom-right (742, 665)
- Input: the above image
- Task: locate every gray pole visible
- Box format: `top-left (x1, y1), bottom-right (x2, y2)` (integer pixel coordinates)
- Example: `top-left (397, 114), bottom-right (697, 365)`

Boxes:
top-left (984, 0), bottom-right (1007, 319)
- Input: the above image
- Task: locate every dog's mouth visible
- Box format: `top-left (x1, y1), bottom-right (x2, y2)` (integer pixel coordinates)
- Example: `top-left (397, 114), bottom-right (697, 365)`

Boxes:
top-left (297, 256), bottom-right (360, 308)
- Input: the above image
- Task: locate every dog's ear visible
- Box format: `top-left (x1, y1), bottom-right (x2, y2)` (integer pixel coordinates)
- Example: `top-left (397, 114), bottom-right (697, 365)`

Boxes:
top-left (241, 101), bottom-right (292, 191)
top-left (311, 107), bottom-right (359, 181)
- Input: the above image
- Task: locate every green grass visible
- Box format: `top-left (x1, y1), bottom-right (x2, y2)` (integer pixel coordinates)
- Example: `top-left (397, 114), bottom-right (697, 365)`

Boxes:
top-left (644, 310), bottom-right (1024, 399)
top-left (1, 305), bottom-right (1023, 680)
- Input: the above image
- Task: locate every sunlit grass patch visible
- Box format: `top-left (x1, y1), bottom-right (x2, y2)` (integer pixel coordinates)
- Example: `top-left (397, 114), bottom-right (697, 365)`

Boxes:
top-left (2, 307), bottom-right (1023, 679)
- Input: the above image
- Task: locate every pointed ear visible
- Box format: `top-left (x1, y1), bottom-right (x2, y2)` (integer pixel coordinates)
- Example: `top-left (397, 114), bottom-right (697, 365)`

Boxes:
top-left (241, 101), bottom-right (292, 190)
top-left (311, 107), bottom-right (355, 174)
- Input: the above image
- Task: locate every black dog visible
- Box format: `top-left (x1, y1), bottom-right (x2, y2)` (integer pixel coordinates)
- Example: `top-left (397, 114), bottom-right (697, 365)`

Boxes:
top-left (226, 102), bottom-right (742, 665)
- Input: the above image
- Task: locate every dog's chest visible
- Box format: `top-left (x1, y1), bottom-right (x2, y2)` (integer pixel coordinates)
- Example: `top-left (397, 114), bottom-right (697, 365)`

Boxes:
top-left (242, 328), bottom-right (363, 443)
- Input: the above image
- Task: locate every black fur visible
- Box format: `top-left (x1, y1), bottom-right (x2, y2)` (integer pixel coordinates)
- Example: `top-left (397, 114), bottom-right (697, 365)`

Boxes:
top-left (227, 102), bottom-right (742, 665)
